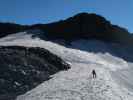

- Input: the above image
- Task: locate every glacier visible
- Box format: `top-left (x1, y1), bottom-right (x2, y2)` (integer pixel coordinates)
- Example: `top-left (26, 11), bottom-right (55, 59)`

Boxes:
top-left (0, 31), bottom-right (133, 100)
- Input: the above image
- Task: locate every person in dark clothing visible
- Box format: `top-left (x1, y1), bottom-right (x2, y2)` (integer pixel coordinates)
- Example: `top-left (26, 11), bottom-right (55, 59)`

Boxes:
top-left (92, 69), bottom-right (96, 78)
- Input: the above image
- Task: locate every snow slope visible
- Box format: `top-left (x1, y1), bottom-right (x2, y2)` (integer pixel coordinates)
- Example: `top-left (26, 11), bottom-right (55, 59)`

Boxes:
top-left (0, 31), bottom-right (133, 100)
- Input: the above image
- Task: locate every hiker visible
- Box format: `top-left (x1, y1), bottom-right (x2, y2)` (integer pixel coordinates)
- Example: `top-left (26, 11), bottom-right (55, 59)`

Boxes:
top-left (92, 69), bottom-right (96, 78)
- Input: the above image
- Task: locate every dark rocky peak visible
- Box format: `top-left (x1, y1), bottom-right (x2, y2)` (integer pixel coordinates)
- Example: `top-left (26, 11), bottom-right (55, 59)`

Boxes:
top-left (39, 13), bottom-right (131, 45)
top-left (68, 13), bottom-right (109, 23)
top-left (0, 13), bottom-right (132, 45)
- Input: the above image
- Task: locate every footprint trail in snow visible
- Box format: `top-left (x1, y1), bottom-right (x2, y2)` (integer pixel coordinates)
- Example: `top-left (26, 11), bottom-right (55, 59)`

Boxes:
top-left (17, 63), bottom-right (133, 100)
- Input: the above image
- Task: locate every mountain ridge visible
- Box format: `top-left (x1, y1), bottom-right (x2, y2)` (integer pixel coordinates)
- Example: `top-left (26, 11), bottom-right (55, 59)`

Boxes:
top-left (0, 28), bottom-right (133, 100)
top-left (0, 13), bottom-right (132, 45)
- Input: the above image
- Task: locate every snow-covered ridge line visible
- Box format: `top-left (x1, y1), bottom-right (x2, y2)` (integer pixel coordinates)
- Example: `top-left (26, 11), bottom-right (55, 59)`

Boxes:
top-left (0, 31), bottom-right (133, 100)
top-left (0, 31), bottom-right (129, 71)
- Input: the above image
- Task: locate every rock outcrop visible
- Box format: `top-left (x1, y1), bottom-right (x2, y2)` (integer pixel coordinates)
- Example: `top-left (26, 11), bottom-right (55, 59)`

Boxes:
top-left (0, 46), bottom-right (70, 100)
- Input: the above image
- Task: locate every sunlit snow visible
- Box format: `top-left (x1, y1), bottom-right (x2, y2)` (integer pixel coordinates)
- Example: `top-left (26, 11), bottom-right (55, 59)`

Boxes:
top-left (0, 31), bottom-right (133, 100)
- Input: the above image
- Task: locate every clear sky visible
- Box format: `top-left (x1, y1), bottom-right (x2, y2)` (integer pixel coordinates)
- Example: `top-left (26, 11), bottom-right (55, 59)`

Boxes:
top-left (0, 0), bottom-right (132, 32)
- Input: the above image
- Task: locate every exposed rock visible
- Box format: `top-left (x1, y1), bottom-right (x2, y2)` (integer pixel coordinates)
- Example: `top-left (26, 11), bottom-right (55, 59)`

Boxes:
top-left (0, 13), bottom-right (132, 45)
top-left (0, 46), bottom-right (70, 99)
top-left (30, 13), bottom-right (132, 44)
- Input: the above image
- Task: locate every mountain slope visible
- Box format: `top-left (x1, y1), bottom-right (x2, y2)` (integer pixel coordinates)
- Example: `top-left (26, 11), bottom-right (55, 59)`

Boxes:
top-left (0, 45), bottom-right (70, 100)
top-left (30, 13), bottom-right (132, 45)
top-left (0, 13), bottom-right (132, 45)
top-left (0, 31), bottom-right (133, 100)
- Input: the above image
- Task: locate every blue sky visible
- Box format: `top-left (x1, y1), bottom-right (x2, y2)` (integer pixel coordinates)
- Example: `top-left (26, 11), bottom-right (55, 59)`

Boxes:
top-left (0, 0), bottom-right (132, 32)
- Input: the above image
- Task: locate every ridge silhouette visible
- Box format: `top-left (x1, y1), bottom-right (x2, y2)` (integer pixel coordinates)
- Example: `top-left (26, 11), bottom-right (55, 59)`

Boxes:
top-left (0, 13), bottom-right (132, 45)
